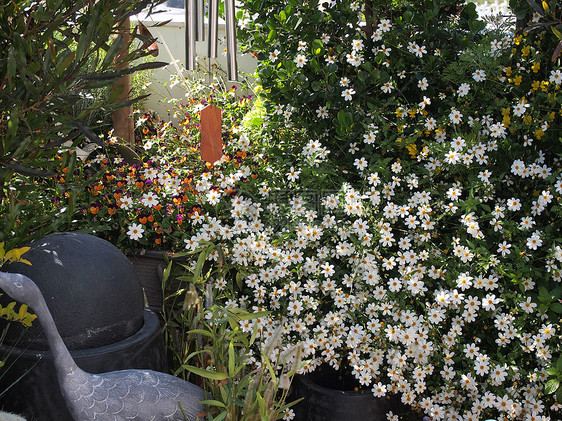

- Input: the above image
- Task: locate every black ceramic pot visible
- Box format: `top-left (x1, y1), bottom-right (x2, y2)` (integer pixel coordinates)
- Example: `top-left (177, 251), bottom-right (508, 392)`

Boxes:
top-left (0, 232), bottom-right (168, 420)
top-left (0, 309), bottom-right (167, 420)
top-left (291, 365), bottom-right (406, 421)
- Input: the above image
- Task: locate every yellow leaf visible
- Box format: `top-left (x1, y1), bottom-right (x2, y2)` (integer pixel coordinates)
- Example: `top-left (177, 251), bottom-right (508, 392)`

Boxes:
top-left (18, 258), bottom-right (32, 266)
top-left (18, 304), bottom-right (29, 319)
top-left (4, 246), bottom-right (30, 263)
top-left (22, 314), bottom-right (37, 327)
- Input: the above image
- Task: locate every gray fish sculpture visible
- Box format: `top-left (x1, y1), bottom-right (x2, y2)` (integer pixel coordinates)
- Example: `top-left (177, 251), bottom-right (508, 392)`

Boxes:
top-left (0, 271), bottom-right (205, 421)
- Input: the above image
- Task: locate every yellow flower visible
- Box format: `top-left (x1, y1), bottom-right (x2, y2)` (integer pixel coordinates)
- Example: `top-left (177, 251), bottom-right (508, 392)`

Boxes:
top-left (521, 45), bottom-right (531, 56)
top-left (514, 35), bottom-right (523, 45)
top-left (531, 80), bottom-right (540, 91)
top-left (395, 108), bottom-right (405, 118)
top-left (532, 62), bottom-right (540, 73)
top-left (505, 67), bottom-right (512, 76)
top-left (549, 111), bottom-right (556, 121)
top-left (503, 116), bottom-right (511, 127)
top-left (541, 81), bottom-right (549, 92)
top-left (513, 75), bottom-right (522, 85)
top-left (535, 128), bottom-right (545, 139)
top-left (523, 115), bottom-right (533, 125)
top-left (406, 142), bottom-right (417, 157)
top-left (502, 107), bottom-right (511, 117)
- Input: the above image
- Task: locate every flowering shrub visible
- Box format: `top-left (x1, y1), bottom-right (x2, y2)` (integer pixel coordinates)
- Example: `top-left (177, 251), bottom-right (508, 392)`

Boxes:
top-left (177, 1), bottom-right (562, 420)
top-left (47, 76), bottom-right (263, 252)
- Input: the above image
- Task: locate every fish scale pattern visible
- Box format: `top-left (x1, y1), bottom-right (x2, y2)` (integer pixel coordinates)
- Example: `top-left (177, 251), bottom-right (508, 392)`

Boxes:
top-left (63, 369), bottom-right (203, 420)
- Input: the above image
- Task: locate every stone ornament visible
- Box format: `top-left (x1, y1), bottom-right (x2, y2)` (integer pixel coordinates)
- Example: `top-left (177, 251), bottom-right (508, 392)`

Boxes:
top-left (0, 272), bottom-right (205, 421)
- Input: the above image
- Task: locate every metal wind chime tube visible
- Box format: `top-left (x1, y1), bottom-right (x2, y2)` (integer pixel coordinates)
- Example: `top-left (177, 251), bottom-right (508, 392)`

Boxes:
top-left (185, 0), bottom-right (197, 70)
top-left (186, 0), bottom-right (238, 80)
top-left (224, 0), bottom-right (238, 81)
top-left (196, 0), bottom-right (205, 41)
top-left (208, 0), bottom-right (219, 58)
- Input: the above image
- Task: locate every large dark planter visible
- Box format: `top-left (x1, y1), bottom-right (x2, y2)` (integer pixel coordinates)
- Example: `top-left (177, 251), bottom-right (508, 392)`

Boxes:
top-left (0, 309), bottom-right (167, 420)
top-left (0, 232), bottom-right (144, 350)
top-left (0, 232), bottom-right (168, 420)
top-left (291, 365), bottom-right (408, 421)
top-left (128, 250), bottom-right (170, 313)
top-left (128, 250), bottom-right (191, 313)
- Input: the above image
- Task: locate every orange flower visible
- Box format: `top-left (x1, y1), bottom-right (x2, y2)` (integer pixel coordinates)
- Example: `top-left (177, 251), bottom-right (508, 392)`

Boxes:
top-left (154, 203), bottom-right (162, 211)
top-left (139, 216), bottom-right (148, 224)
top-left (90, 204), bottom-right (100, 215)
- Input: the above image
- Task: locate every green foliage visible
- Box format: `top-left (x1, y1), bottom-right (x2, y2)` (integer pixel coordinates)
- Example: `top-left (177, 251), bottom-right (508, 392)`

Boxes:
top-left (161, 251), bottom-right (302, 421)
top-left (546, 354), bottom-right (562, 404)
top-left (220, 0), bottom-right (562, 417)
top-left (0, 0), bottom-right (166, 246)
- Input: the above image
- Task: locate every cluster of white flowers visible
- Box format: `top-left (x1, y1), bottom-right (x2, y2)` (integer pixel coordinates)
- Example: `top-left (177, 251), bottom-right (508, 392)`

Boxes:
top-left (221, 1), bottom-right (562, 419)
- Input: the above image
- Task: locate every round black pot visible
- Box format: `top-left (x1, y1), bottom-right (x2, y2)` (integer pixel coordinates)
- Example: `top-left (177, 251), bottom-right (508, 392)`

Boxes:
top-left (291, 365), bottom-right (406, 421)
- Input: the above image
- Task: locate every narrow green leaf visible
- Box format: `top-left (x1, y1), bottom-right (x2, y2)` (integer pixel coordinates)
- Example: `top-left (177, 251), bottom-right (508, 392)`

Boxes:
top-left (213, 411), bottom-right (228, 421)
top-left (7, 48), bottom-right (17, 85)
top-left (228, 341), bottom-right (235, 378)
top-left (199, 399), bottom-right (227, 408)
top-left (186, 328), bottom-right (215, 338)
top-left (181, 365), bottom-right (228, 381)
top-left (56, 50), bottom-right (75, 75)
top-left (102, 34), bottom-right (124, 68)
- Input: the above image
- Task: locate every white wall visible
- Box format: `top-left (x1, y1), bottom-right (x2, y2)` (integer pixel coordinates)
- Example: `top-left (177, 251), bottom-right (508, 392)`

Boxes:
top-left (133, 6), bottom-right (258, 118)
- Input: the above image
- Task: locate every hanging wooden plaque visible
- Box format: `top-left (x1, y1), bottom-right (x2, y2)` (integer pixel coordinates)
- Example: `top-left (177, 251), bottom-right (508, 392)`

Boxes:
top-left (200, 104), bottom-right (223, 164)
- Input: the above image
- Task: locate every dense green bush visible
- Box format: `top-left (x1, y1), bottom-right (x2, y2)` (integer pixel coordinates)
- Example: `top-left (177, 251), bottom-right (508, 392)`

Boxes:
top-left (0, 0), bottom-right (165, 246)
top-left (171, 0), bottom-right (562, 419)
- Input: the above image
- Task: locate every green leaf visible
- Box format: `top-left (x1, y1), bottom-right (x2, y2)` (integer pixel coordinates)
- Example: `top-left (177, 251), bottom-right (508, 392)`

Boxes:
top-left (181, 365), bottom-right (228, 381)
top-left (550, 302), bottom-right (562, 314)
top-left (337, 110), bottom-right (353, 126)
top-left (186, 328), bottom-right (215, 338)
top-left (545, 378), bottom-right (559, 394)
top-left (227, 309), bottom-right (270, 321)
top-left (228, 341), bottom-right (235, 378)
top-left (7, 48), bottom-right (17, 85)
top-left (56, 50), bottom-right (75, 75)
top-left (102, 34), bottom-right (124, 68)
top-left (213, 411), bottom-right (228, 421)
top-left (199, 399), bottom-right (227, 408)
